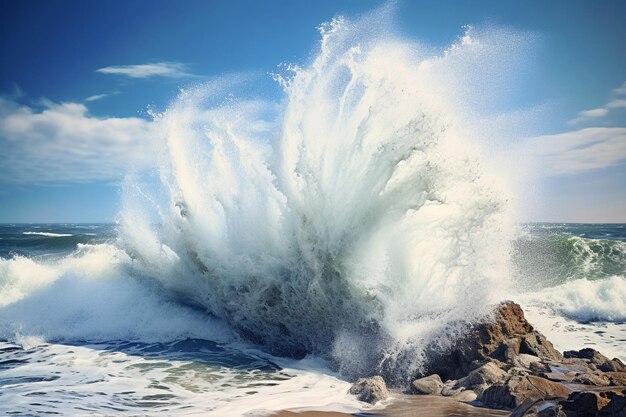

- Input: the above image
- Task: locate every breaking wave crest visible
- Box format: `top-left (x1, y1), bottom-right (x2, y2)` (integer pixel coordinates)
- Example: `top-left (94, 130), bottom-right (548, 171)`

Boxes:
top-left (0, 244), bottom-right (234, 343)
top-left (22, 232), bottom-right (73, 237)
top-left (119, 15), bottom-right (521, 382)
top-left (513, 233), bottom-right (626, 287)
top-left (535, 276), bottom-right (626, 323)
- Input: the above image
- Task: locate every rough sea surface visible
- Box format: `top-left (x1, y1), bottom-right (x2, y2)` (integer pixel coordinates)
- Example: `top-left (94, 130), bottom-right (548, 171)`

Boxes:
top-left (1, 223), bottom-right (623, 416)
top-left (1, 11), bottom-right (624, 417)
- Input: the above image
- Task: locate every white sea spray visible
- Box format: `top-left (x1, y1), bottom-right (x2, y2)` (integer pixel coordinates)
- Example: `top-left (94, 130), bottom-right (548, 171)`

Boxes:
top-left (119, 15), bottom-right (525, 381)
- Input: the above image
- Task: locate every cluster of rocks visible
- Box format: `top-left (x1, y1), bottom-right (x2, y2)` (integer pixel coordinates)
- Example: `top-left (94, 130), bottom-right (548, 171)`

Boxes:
top-left (349, 302), bottom-right (626, 416)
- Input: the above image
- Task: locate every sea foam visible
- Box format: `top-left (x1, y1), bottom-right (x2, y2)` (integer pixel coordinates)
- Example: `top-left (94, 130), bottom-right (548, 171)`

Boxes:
top-left (523, 276), bottom-right (626, 323)
top-left (0, 244), bottom-right (235, 344)
top-left (22, 231), bottom-right (74, 237)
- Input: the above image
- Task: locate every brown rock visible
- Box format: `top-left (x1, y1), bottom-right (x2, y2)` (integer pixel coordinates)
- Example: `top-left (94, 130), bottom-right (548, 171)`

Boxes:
top-left (559, 389), bottom-right (626, 416)
top-left (491, 338), bottom-right (522, 362)
top-left (599, 392), bottom-right (626, 416)
top-left (606, 371), bottom-right (626, 386)
top-left (510, 399), bottom-right (566, 417)
top-left (348, 376), bottom-right (389, 404)
top-left (411, 374), bottom-right (444, 395)
top-left (563, 348), bottom-right (626, 373)
top-left (561, 357), bottom-right (599, 374)
top-left (436, 378), bottom-right (476, 401)
top-left (515, 354), bottom-right (542, 370)
top-left (457, 361), bottom-right (509, 396)
top-left (564, 348), bottom-right (610, 363)
top-left (480, 375), bottom-right (572, 409)
top-left (422, 302), bottom-right (563, 380)
top-left (601, 358), bottom-right (626, 373)
top-left (572, 372), bottom-right (611, 386)
top-left (529, 361), bottom-right (550, 375)
top-left (520, 332), bottom-right (563, 362)
top-left (451, 389), bottom-right (478, 402)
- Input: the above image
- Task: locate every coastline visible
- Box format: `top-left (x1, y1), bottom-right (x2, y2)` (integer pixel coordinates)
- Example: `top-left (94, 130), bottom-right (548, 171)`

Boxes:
top-left (273, 301), bottom-right (626, 417)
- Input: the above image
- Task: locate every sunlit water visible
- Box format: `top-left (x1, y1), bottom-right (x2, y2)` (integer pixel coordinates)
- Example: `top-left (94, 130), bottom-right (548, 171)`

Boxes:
top-left (1, 9), bottom-right (624, 417)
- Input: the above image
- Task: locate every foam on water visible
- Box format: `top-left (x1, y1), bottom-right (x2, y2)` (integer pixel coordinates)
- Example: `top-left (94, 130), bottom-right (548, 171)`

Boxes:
top-left (22, 231), bottom-right (74, 237)
top-left (118, 14), bottom-right (525, 381)
top-left (529, 276), bottom-right (626, 323)
top-left (0, 244), bottom-right (234, 343)
top-left (0, 242), bottom-right (369, 415)
top-left (0, 340), bottom-right (363, 417)
top-left (520, 276), bottom-right (626, 361)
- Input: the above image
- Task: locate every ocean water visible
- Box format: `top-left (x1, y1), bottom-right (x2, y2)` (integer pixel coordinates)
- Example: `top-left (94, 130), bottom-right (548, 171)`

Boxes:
top-left (0, 223), bottom-right (624, 416)
top-left (514, 224), bottom-right (626, 362)
top-left (0, 224), bottom-right (363, 416)
top-left (1, 10), bottom-right (625, 417)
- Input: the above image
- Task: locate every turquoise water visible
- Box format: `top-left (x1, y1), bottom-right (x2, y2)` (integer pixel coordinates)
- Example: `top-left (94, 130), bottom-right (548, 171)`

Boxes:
top-left (514, 223), bottom-right (626, 286)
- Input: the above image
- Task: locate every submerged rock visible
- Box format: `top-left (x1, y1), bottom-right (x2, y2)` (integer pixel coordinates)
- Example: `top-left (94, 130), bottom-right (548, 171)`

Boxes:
top-left (348, 375), bottom-right (389, 404)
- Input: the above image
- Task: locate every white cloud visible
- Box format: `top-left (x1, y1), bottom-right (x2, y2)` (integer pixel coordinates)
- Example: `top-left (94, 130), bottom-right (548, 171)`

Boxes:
top-left (85, 93), bottom-right (110, 102)
top-left (568, 81), bottom-right (626, 124)
top-left (568, 108), bottom-right (610, 125)
top-left (613, 81), bottom-right (626, 96)
top-left (0, 97), bottom-right (159, 185)
top-left (96, 62), bottom-right (193, 79)
top-left (577, 108), bottom-right (609, 118)
top-left (527, 127), bottom-right (626, 175)
top-left (606, 98), bottom-right (626, 109)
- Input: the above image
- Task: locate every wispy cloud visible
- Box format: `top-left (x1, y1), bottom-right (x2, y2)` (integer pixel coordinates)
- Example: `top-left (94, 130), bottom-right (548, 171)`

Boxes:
top-left (85, 93), bottom-right (111, 102)
top-left (569, 80), bottom-right (626, 124)
top-left (577, 108), bottom-right (609, 118)
top-left (613, 81), bottom-right (626, 95)
top-left (607, 98), bottom-right (626, 109)
top-left (527, 127), bottom-right (626, 175)
top-left (96, 62), bottom-right (193, 79)
top-left (0, 96), bottom-right (159, 185)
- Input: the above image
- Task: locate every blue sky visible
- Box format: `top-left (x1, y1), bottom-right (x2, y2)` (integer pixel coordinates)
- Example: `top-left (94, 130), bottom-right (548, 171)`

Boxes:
top-left (0, 0), bottom-right (625, 223)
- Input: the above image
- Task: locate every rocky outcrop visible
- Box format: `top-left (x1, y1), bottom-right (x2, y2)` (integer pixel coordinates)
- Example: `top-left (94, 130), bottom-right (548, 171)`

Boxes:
top-left (344, 302), bottom-right (626, 414)
top-left (348, 376), bottom-right (389, 404)
top-left (422, 301), bottom-right (563, 381)
top-left (401, 301), bottom-right (626, 416)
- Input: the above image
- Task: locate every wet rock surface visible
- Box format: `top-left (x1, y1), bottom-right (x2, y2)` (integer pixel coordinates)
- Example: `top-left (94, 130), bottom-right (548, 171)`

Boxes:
top-left (411, 374), bottom-right (444, 395)
top-left (348, 375), bottom-right (389, 404)
top-left (395, 302), bottom-right (626, 416)
top-left (421, 301), bottom-right (563, 381)
top-left (480, 375), bottom-right (571, 409)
